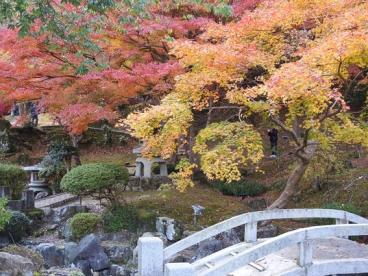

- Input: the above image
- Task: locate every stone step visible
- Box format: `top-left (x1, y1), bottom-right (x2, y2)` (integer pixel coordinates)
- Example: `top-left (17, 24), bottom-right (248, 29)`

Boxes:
top-left (35, 193), bottom-right (78, 208)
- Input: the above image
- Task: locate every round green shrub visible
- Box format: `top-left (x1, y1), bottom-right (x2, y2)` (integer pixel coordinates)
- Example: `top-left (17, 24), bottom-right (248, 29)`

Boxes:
top-left (70, 213), bottom-right (101, 240)
top-left (60, 163), bottom-right (129, 203)
top-left (211, 179), bottom-right (267, 197)
top-left (0, 163), bottom-right (27, 199)
top-left (102, 205), bottom-right (139, 233)
top-left (5, 211), bottom-right (31, 242)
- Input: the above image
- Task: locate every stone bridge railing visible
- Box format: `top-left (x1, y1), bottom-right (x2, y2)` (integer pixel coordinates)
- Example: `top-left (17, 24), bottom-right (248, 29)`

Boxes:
top-left (137, 208), bottom-right (368, 276)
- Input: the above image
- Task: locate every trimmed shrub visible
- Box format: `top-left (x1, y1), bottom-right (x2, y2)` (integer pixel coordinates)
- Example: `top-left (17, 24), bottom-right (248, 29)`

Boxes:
top-left (60, 163), bottom-right (129, 203)
top-left (70, 213), bottom-right (101, 240)
top-left (0, 198), bottom-right (11, 231)
top-left (103, 205), bottom-right (139, 233)
top-left (5, 211), bottom-right (31, 241)
top-left (2, 245), bottom-right (43, 270)
top-left (0, 163), bottom-right (27, 199)
top-left (211, 179), bottom-right (267, 197)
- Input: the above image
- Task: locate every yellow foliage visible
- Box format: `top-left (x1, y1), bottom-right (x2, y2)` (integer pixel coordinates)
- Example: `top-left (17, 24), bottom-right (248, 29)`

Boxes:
top-left (170, 158), bottom-right (197, 192)
top-left (126, 95), bottom-right (193, 159)
top-left (193, 122), bottom-right (264, 182)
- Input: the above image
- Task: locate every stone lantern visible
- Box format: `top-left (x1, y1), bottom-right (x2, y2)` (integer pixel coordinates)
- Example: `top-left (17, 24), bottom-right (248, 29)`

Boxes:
top-left (23, 165), bottom-right (50, 194)
top-left (133, 145), bottom-right (168, 178)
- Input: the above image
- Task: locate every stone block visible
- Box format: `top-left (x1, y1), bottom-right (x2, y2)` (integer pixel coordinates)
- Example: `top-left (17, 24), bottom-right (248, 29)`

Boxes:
top-left (7, 200), bottom-right (24, 211)
top-left (0, 186), bottom-right (11, 198)
top-left (22, 190), bottom-right (35, 209)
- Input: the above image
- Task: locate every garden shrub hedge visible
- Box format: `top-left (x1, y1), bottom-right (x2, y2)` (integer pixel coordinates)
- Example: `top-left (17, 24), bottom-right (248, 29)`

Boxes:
top-left (102, 205), bottom-right (139, 233)
top-left (0, 163), bottom-right (27, 199)
top-left (70, 213), bottom-right (101, 239)
top-left (4, 211), bottom-right (31, 242)
top-left (0, 198), bottom-right (11, 232)
top-left (60, 163), bottom-right (129, 203)
top-left (211, 179), bottom-right (267, 197)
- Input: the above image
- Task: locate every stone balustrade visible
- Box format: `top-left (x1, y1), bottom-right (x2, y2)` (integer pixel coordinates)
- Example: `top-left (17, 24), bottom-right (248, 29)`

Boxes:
top-left (137, 208), bottom-right (368, 276)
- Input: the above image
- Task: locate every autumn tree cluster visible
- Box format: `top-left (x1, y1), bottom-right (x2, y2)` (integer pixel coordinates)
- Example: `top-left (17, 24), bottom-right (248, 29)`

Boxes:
top-left (1, 0), bottom-right (368, 208)
top-left (127, 0), bottom-right (368, 208)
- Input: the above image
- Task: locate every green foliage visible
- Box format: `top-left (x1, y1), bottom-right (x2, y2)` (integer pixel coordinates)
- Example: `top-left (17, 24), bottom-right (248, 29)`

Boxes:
top-left (322, 202), bottom-right (361, 215)
top-left (0, 163), bottom-right (27, 199)
top-left (70, 213), bottom-right (101, 240)
top-left (102, 205), bottom-right (140, 233)
top-left (39, 140), bottom-right (77, 192)
top-left (211, 179), bottom-right (267, 197)
top-left (0, 198), bottom-right (11, 232)
top-left (5, 211), bottom-right (31, 242)
top-left (2, 245), bottom-right (43, 270)
top-left (60, 163), bottom-right (129, 203)
top-left (25, 208), bottom-right (44, 224)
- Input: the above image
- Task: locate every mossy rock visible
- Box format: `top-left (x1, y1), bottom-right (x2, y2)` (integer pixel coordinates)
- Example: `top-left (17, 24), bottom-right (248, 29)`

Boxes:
top-left (26, 208), bottom-right (44, 220)
top-left (137, 209), bottom-right (156, 231)
top-left (1, 245), bottom-right (43, 270)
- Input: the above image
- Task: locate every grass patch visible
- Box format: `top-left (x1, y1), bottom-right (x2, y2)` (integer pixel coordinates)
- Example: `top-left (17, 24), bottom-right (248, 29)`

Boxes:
top-left (128, 185), bottom-right (248, 230)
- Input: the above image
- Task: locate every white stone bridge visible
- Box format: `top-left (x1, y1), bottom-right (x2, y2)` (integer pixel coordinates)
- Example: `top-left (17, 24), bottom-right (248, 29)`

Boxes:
top-left (138, 209), bottom-right (368, 276)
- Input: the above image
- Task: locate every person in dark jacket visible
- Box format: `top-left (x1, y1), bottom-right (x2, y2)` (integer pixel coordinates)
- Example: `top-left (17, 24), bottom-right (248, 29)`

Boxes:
top-left (30, 103), bottom-right (38, 127)
top-left (267, 128), bottom-right (278, 157)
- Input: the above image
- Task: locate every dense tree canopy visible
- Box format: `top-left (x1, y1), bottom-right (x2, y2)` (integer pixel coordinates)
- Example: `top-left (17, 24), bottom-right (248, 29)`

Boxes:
top-left (127, 0), bottom-right (368, 208)
top-left (1, 0), bottom-right (368, 208)
top-left (0, 0), bottom-right (235, 134)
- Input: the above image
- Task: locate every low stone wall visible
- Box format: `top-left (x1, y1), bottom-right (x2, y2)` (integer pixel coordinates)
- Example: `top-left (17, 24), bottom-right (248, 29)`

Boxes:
top-left (127, 176), bottom-right (171, 192)
top-left (0, 186), bottom-right (34, 211)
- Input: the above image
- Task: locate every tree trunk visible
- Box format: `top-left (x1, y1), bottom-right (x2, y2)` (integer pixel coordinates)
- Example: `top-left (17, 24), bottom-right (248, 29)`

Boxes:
top-left (268, 159), bottom-right (309, 209)
top-left (268, 142), bottom-right (317, 209)
top-left (71, 135), bottom-right (82, 166)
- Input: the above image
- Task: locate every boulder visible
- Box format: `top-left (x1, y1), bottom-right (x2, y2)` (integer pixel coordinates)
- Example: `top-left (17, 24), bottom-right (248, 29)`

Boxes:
top-left (64, 242), bottom-right (79, 264)
top-left (88, 250), bottom-right (111, 271)
top-left (35, 192), bottom-right (49, 200)
top-left (103, 264), bottom-right (129, 276)
top-left (74, 234), bottom-right (110, 272)
top-left (58, 218), bottom-right (73, 241)
top-left (216, 229), bottom-right (241, 247)
top-left (75, 259), bottom-right (93, 276)
top-left (35, 243), bottom-right (65, 268)
top-left (156, 217), bottom-right (183, 242)
top-left (102, 240), bottom-right (133, 264)
top-left (257, 224), bottom-right (278, 239)
top-left (41, 267), bottom-right (84, 276)
top-left (171, 229), bottom-right (241, 262)
top-left (39, 207), bottom-right (54, 223)
top-left (53, 205), bottom-right (89, 224)
top-left (0, 252), bottom-right (34, 276)
top-left (196, 238), bottom-right (223, 260)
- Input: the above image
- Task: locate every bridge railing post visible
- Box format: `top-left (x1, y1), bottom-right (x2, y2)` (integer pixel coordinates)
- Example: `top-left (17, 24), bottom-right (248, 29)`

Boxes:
top-left (245, 222), bottom-right (257, 242)
top-left (336, 218), bottom-right (349, 239)
top-left (138, 237), bottom-right (164, 276)
top-left (165, 263), bottom-right (195, 276)
top-left (298, 239), bottom-right (313, 268)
